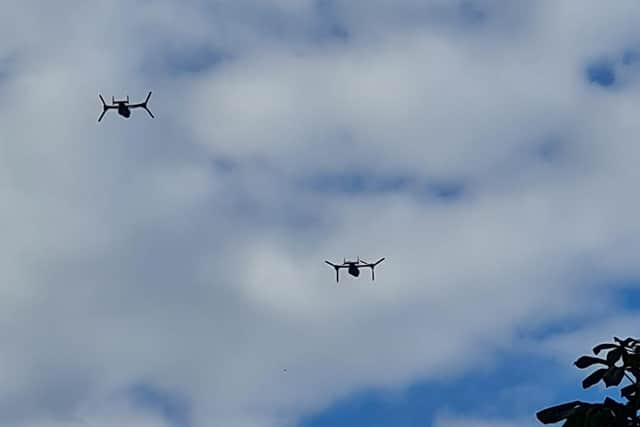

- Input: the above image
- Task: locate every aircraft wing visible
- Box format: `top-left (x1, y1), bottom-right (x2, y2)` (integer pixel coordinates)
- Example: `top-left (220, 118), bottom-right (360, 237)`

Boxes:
top-left (325, 261), bottom-right (347, 269)
top-left (358, 258), bottom-right (385, 267)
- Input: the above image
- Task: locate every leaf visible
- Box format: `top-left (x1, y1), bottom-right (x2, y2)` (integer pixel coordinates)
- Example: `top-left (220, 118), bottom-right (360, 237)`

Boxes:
top-left (575, 356), bottom-right (608, 369)
top-left (603, 367), bottom-right (625, 387)
top-left (614, 337), bottom-right (639, 348)
top-left (607, 348), bottom-right (623, 365)
top-left (586, 407), bottom-right (614, 427)
top-left (537, 401), bottom-right (585, 424)
top-left (582, 368), bottom-right (608, 389)
top-left (593, 343), bottom-right (619, 355)
top-left (621, 384), bottom-right (638, 399)
top-left (626, 353), bottom-right (640, 368)
top-left (603, 397), bottom-right (625, 413)
top-left (562, 411), bottom-right (586, 427)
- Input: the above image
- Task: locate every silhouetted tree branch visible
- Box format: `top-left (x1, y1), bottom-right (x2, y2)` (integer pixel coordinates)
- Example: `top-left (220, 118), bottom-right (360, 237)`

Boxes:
top-left (537, 337), bottom-right (640, 427)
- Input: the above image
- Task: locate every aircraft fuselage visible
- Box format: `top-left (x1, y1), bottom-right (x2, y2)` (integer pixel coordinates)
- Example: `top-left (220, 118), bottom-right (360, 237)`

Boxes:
top-left (348, 264), bottom-right (360, 277)
top-left (117, 104), bottom-right (131, 118)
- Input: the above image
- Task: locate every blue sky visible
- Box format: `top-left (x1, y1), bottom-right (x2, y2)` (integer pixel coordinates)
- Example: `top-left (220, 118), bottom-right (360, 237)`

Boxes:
top-left (301, 352), bottom-right (560, 427)
top-left (2, 1), bottom-right (640, 427)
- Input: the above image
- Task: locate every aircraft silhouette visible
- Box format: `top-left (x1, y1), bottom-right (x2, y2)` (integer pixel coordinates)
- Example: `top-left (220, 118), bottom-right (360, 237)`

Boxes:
top-left (98, 92), bottom-right (154, 122)
top-left (324, 257), bottom-right (385, 283)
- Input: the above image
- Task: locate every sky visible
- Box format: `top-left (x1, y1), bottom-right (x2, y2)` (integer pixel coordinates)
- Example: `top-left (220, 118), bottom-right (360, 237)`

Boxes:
top-left (1, 1), bottom-right (640, 426)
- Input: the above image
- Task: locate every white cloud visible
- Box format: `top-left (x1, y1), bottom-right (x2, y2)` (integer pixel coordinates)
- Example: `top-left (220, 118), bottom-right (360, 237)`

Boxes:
top-left (2, 0), bottom-right (640, 426)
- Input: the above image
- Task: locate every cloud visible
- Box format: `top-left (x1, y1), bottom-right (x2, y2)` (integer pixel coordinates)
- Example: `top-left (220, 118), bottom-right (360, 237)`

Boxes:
top-left (3, 1), bottom-right (640, 426)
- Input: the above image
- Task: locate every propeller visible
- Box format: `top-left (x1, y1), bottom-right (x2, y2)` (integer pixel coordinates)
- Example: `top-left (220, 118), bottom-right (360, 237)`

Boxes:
top-left (142, 91), bottom-right (154, 118)
top-left (97, 95), bottom-right (108, 122)
top-left (325, 261), bottom-right (340, 283)
top-left (142, 106), bottom-right (155, 118)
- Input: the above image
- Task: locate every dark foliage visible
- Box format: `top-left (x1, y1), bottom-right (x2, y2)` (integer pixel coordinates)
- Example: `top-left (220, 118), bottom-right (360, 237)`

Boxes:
top-left (536, 337), bottom-right (640, 427)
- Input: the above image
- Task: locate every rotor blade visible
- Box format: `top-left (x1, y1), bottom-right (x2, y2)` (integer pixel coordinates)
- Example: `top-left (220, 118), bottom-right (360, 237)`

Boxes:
top-left (374, 257), bottom-right (385, 265)
top-left (98, 94), bottom-right (107, 106)
top-left (97, 109), bottom-right (107, 122)
top-left (142, 106), bottom-right (155, 118)
top-left (359, 259), bottom-right (370, 265)
top-left (325, 261), bottom-right (341, 282)
top-left (145, 91), bottom-right (152, 103)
